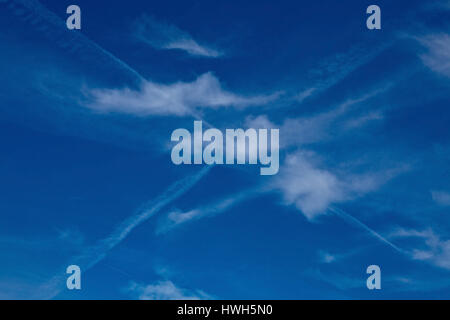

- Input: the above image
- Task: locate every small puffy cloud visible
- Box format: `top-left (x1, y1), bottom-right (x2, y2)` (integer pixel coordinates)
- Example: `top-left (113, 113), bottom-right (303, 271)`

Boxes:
top-left (318, 251), bottom-right (337, 264)
top-left (127, 280), bottom-right (211, 300)
top-left (418, 34), bottom-right (450, 77)
top-left (88, 72), bottom-right (277, 117)
top-left (431, 190), bottom-right (450, 206)
top-left (273, 152), bottom-right (343, 219)
top-left (133, 15), bottom-right (222, 58)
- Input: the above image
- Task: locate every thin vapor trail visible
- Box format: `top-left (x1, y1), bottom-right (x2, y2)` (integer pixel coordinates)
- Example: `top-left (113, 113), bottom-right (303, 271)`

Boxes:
top-left (82, 166), bottom-right (212, 270)
top-left (6, 0), bottom-right (144, 85)
top-left (39, 166), bottom-right (212, 299)
top-left (329, 206), bottom-right (404, 254)
top-left (5, 0), bottom-right (218, 299)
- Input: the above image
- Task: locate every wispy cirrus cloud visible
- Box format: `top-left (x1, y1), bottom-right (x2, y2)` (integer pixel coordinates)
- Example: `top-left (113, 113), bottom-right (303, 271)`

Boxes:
top-left (417, 33), bottom-right (450, 77)
top-left (342, 110), bottom-right (384, 130)
top-left (89, 72), bottom-right (279, 117)
top-left (156, 189), bottom-right (258, 234)
top-left (431, 190), bottom-right (450, 206)
top-left (389, 228), bottom-right (450, 270)
top-left (317, 247), bottom-right (367, 264)
top-left (244, 84), bottom-right (407, 220)
top-left (246, 86), bottom-right (390, 148)
top-left (38, 166), bottom-right (211, 299)
top-left (293, 41), bottom-right (393, 103)
top-left (133, 15), bottom-right (222, 58)
top-left (127, 280), bottom-right (212, 300)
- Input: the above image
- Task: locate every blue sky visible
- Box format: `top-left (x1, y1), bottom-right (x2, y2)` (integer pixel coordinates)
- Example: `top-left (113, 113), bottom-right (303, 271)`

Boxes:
top-left (0, 0), bottom-right (450, 299)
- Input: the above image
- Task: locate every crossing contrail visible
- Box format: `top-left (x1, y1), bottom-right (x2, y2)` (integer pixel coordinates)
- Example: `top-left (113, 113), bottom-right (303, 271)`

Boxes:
top-left (4, 0), bottom-right (218, 299)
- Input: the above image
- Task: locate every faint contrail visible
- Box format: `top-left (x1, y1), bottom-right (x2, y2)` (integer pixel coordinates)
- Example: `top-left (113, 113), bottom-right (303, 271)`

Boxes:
top-left (5, 0), bottom-right (144, 85)
top-left (329, 206), bottom-right (404, 254)
top-left (82, 166), bottom-right (212, 270)
top-left (39, 166), bottom-right (212, 299)
top-left (4, 0), bottom-right (218, 299)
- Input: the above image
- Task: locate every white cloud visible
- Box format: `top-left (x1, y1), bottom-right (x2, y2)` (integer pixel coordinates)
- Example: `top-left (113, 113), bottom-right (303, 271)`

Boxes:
top-left (294, 87), bottom-right (317, 103)
top-left (318, 251), bottom-right (338, 263)
top-left (134, 15), bottom-right (222, 58)
top-left (418, 34), bottom-right (450, 77)
top-left (165, 39), bottom-right (221, 58)
top-left (272, 151), bottom-right (401, 220)
top-left (246, 87), bottom-right (389, 148)
top-left (389, 228), bottom-right (450, 270)
top-left (246, 88), bottom-right (404, 222)
top-left (156, 189), bottom-right (257, 234)
top-left (273, 152), bottom-right (343, 219)
top-left (89, 72), bottom-right (277, 117)
top-left (431, 190), bottom-right (450, 206)
top-left (244, 114), bottom-right (276, 130)
top-left (343, 111), bottom-right (384, 129)
top-left (246, 113), bottom-right (331, 148)
top-left (317, 247), bottom-right (370, 264)
top-left (127, 280), bottom-right (211, 300)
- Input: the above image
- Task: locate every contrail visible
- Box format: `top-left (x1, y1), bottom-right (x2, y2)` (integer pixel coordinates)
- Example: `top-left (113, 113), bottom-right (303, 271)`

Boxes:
top-left (329, 206), bottom-right (404, 254)
top-left (81, 165), bottom-right (212, 270)
top-left (5, 0), bottom-right (144, 85)
top-left (39, 166), bottom-right (212, 299)
top-left (6, 0), bottom-right (214, 258)
top-left (3, 0), bottom-right (218, 299)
